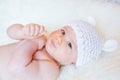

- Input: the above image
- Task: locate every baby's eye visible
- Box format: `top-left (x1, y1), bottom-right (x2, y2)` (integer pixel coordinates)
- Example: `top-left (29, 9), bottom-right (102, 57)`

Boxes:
top-left (67, 41), bottom-right (72, 49)
top-left (61, 29), bottom-right (65, 35)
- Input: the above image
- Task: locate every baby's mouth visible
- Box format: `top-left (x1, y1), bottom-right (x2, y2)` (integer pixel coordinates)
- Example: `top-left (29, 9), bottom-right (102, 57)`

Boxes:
top-left (51, 40), bottom-right (56, 48)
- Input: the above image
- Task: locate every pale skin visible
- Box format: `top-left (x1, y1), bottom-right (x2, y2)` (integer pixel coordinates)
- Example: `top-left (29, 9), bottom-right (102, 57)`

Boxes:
top-left (0, 23), bottom-right (77, 80)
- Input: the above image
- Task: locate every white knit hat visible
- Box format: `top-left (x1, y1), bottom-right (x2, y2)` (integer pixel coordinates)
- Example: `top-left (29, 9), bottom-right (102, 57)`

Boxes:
top-left (65, 20), bottom-right (118, 67)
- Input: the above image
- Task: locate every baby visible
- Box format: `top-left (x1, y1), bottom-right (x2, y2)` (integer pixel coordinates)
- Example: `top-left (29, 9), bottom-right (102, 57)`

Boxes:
top-left (0, 20), bottom-right (118, 80)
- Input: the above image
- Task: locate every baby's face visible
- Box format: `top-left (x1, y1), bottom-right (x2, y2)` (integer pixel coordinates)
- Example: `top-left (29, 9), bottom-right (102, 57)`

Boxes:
top-left (46, 26), bottom-right (77, 65)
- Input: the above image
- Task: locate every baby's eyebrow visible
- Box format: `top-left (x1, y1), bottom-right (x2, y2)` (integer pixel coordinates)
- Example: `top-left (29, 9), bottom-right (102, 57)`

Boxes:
top-left (63, 27), bottom-right (68, 33)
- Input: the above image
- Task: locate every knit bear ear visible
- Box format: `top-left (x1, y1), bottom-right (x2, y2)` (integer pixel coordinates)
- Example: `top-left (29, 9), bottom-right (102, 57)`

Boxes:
top-left (103, 39), bottom-right (118, 52)
top-left (86, 16), bottom-right (96, 26)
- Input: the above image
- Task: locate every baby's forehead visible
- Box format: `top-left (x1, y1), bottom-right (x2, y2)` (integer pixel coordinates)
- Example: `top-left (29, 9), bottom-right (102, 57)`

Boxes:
top-left (63, 25), bottom-right (73, 32)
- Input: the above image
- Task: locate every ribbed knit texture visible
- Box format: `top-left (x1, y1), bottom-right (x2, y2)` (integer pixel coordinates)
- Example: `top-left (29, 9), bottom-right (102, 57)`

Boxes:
top-left (66, 20), bottom-right (103, 67)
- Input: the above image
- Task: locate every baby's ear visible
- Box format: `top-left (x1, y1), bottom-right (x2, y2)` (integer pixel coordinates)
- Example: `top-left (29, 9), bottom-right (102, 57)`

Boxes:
top-left (86, 16), bottom-right (96, 26)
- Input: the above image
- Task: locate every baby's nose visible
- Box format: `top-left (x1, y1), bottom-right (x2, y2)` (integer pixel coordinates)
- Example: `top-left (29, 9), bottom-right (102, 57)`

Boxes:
top-left (58, 36), bottom-right (62, 45)
top-left (57, 34), bottom-right (64, 45)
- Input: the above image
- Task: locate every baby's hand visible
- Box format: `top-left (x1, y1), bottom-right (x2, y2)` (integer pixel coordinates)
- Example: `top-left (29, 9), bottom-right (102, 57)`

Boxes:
top-left (22, 23), bottom-right (47, 38)
top-left (32, 35), bottom-right (47, 49)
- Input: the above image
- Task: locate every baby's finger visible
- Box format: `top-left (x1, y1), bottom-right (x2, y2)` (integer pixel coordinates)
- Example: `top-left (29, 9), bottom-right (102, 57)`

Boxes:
top-left (30, 24), bottom-right (35, 37)
top-left (22, 26), bottom-right (30, 36)
top-left (34, 25), bottom-right (40, 36)
top-left (39, 26), bottom-right (44, 33)
top-left (39, 26), bottom-right (47, 36)
top-left (40, 30), bottom-right (47, 35)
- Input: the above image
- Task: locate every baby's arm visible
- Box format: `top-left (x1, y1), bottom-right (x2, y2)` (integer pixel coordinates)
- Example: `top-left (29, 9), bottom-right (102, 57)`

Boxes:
top-left (7, 24), bottom-right (25, 40)
top-left (8, 39), bottom-right (59, 80)
top-left (7, 23), bottom-right (47, 49)
top-left (7, 23), bottom-right (46, 40)
top-left (8, 39), bottom-right (38, 76)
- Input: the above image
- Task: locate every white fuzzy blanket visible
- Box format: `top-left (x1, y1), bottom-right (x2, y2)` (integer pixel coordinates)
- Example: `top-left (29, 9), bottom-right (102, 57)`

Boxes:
top-left (0, 0), bottom-right (120, 80)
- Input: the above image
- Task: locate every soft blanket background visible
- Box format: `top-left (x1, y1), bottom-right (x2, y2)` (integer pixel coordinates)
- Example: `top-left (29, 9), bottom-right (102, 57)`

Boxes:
top-left (0, 0), bottom-right (120, 80)
top-left (0, 0), bottom-right (120, 45)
